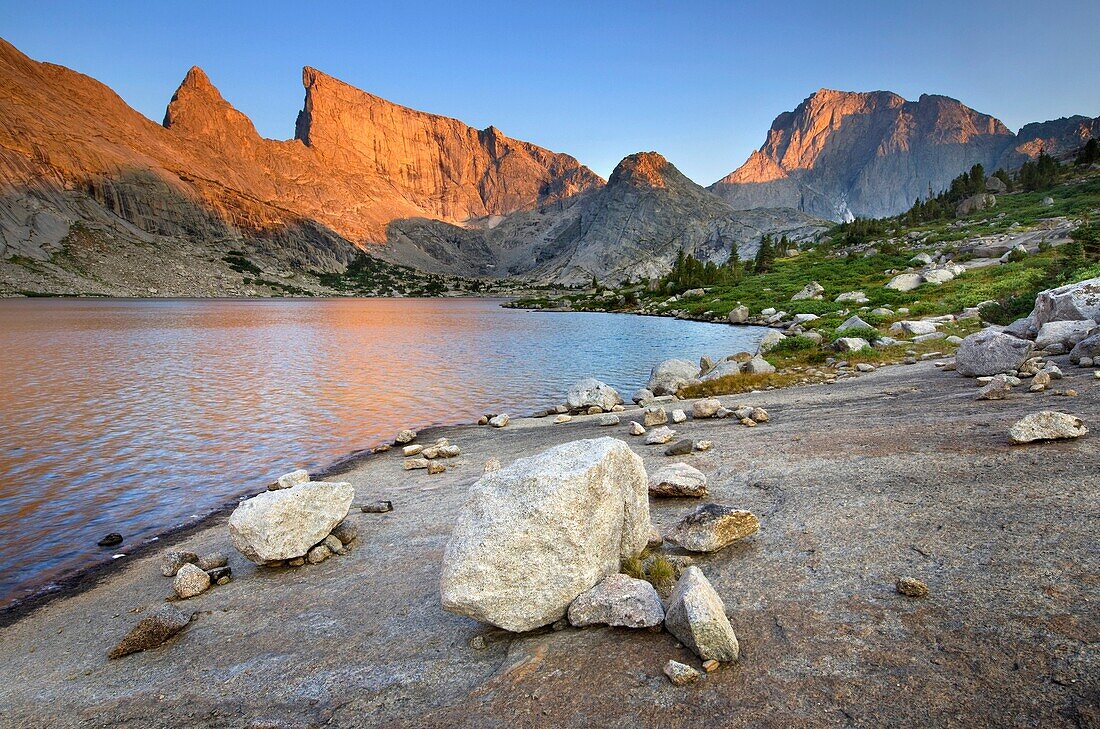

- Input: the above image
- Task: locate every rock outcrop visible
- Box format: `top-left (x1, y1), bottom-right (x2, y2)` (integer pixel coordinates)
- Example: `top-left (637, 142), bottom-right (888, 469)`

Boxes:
top-left (439, 438), bottom-right (649, 632)
top-left (709, 88), bottom-right (1098, 221)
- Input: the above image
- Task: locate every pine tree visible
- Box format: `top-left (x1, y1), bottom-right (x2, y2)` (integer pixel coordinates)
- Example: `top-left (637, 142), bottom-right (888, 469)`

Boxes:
top-left (752, 235), bottom-right (775, 274)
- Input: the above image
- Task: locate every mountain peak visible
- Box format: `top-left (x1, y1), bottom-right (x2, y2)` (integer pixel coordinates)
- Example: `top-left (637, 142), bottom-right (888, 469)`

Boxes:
top-left (609, 152), bottom-right (670, 189)
top-left (162, 65), bottom-right (257, 139)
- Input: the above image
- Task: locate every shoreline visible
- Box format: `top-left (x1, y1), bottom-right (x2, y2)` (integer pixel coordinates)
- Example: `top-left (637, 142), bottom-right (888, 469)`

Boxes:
top-left (0, 356), bottom-right (1095, 726)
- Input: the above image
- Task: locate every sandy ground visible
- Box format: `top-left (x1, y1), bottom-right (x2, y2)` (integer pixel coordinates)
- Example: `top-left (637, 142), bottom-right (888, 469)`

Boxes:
top-left (0, 359), bottom-right (1097, 728)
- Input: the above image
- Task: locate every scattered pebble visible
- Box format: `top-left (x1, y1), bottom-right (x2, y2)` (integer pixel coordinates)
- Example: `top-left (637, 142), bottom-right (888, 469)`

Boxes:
top-left (395, 429), bottom-right (417, 444)
top-left (702, 659), bottom-right (720, 673)
top-left (161, 551), bottom-right (199, 577)
top-left (361, 500), bottom-right (393, 513)
top-left (671, 409), bottom-right (687, 424)
top-left (665, 439), bottom-right (694, 456)
top-left (97, 533), bottom-right (123, 547)
top-left (896, 577), bottom-right (929, 598)
top-left (428, 462), bottom-right (446, 475)
top-left (307, 545), bottom-right (331, 564)
top-left (695, 440), bottom-right (713, 452)
top-left (629, 421), bottom-right (646, 436)
top-left (402, 444), bottom-right (423, 456)
top-left (664, 659), bottom-right (701, 686)
top-left (173, 564), bottom-right (211, 599)
top-left (553, 414), bottom-right (572, 424)
top-left (489, 414), bottom-right (510, 428)
top-left (469, 635), bottom-right (487, 650)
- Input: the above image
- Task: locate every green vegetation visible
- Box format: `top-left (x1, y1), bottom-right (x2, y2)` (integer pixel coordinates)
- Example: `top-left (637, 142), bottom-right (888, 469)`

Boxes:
top-left (317, 252), bottom-right (455, 297)
top-left (222, 251), bottom-right (263, 276)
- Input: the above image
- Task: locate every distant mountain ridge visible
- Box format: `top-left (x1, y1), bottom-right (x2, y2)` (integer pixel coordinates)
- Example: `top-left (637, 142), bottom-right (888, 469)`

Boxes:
top-left (710, 89), bottom-right (1099, 221)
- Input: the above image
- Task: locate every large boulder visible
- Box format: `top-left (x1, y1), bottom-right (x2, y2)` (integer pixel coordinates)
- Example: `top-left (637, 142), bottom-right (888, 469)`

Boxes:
top-left (700, 359), bottom-right (742, 382)
top-left (757, 330), bottom-right (785, 353)
top-left (439, 438), bottom-right (649, 632)
top-left (890, 320), bottom-right (937, 336)
top-left (956, 193), bottom-right (996, 216)
top-left (647, 359), bottom-right (700, 396)
top-left (832, 337), bottom-right (870, 353)
top-left (1070, 332), bottom-right (1100, 364)
top-left (885, 273), bottom-right (923, 292)
top-left (567, 574), bottom-right (664, 628)
top-left (835, 291), bottom-right (869, 304)
top-left (566, 378), bottom-right (624, 411)
top-left (955, 329), bottom-right (1033, 377)
top-left (1034, 319), bottom-right (1097, 351)
top-left (742, 355), bottom-right (776, 375)
top-left (1031, 277), bottom-right (1100, 327)
top-left (727, 305), bottom-right (750, 324)
top-left (229, 481), bottom-right (354, 563)
top-left (691, 398), bottom-right (723, 418)
top-left (664, 567), bottom-right (740, 662)
top-left (837, 315), bottom-right (872, 332)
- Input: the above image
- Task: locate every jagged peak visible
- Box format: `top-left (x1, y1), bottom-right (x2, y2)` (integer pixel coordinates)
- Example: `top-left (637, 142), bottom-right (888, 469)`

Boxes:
top-left (163, 65), bottom-right (257, 138)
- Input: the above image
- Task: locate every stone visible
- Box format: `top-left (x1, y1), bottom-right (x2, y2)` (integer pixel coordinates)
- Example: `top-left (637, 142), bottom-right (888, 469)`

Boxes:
top-left (161, 551), bottom-right (199, 577)
top-left (330, 520), bottom-right (358, 545)
top-left (1081, 357), bottom-right (1095, 367)
top-left (647, 359), bottom-right (700, 396)
top-left (870, 308), bottom-right (893, 317)
top-left (567, 574), bottom-right (664, 628)
top-left (742, 355), bottom-right (776, 375)
top-left (890, 320), bottom-right (937, 336)
top-left (228, 481), bottom-right (354, 563)
top-left (554, 414), bottom-right (572, 424)
top-left (288, 557), bottom-right (305, 567)
top-left (566, 378), bottom-right (624, 411)
top-left (665, 439), bottom-right (694, 456)
top-left (649, 462), bottom-right (708, 498)
top-left (757, 330), bottom-right (786, 353)
top-left (307, 545), bottom-right (331, 564)
top-left (664, 660), bottom-right (702, 686)
top-left (667, 504), bottom-right (760, 553)
top-left (833, 337), bottom-right (870, 353)
top-left (695, 440), bottom-right (713, 451)
top-left (671, 409), bottom-right (687, 424)
top-left (896, 577), bottom-right (929, 598)
top-left (692, 398), bottom-right (722, 418)
top-left (856, 363), bottom-right (875, 373)
top-left (885, 273), bottom-right (923, 292)
top-left (1040, 196), bottom-right (1054, 207)
top-left (489, 414), bottom-right (510, 428)
top-left (629, 421), bottom-right (646, 436)
top-left (835, 291), bottom-right (869, 304)
top-left (1031, 370), bottom-right (1052, 388)
top-left (910, 252), bottom-right (933, 266)
top-left (173, 563), bottom-right (211, 599)
top-left (976, 374), bottom-right (1012, 400)
top-left (395, 429), bottom-right (417, 444)
top-left (727, 305), bottom-right (750, 323)
top-left (403, 458), bottom-right (430, 470)
top-left (1070, 333), bottom-right (1100, 364)
top-left (790, 313), bottom-right (819, 326)
top-left (632, 388), bottom-right (654, 405)
top-left (837, 315), bottom-right (872, 332)
top-left (664, 566), bottom-right (740, 662)
top-left (428, 462), bottom-right (446, 475)
top-left (611, 405), bottom-right (625, 412)
top-left (1008, 411), bottom-right (1088, 444)
top-left (323, 534), bottom-right (344, 555)
top-left (643, 406), bottom-right (668, 427)
top-left (955, 329), bottom-right (1034, 378)
top-left (97, 533), bottom-right (123, 547)
top-left (699, 359), bottom-right (742, 382)
top-left (440, 438), bottom-right (649, 632)
top-left (749, 407), bottom-right (769, 423)
top-left (791, 281), bottom-right (824, 300)
top-left (272, 469), bottom-right (309, 490)
top-left (477, 416), bottom-right (489, 425)
top-left (598, 414), bottom-right (620, 427)
top-left (361, 500), bottom-right (393, 513)
top-left (206, 566), bottom-right (231, 583)
top-left (1032, 277), bottom-right (1100, 327)
top-left (647, 525), bottom-right (663, 549)
top-left (645, 426), bottom-right (676, 445)
top-left (586, 406), bottom-right (604, 416)
top-left (196, 552), bottom-right (227, 571)
top-left (108, 605), bottom-right (193, 659)
top-left (402, 444), bottom-right (423, 456)
top-left (1035, 319), bottom-right (1097, 350)
top-left (699, 355), bottom-right (716, 374)
top-left (702, 659), bottom-right (720, 673)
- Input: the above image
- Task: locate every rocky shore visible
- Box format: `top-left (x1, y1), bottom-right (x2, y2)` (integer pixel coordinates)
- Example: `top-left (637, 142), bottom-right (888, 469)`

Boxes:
top-left (0, 337), bottom-right (1096, 726)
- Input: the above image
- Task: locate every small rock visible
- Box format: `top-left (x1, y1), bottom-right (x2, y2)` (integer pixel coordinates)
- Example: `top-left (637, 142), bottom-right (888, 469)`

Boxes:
top-left (330, 520), bottom-right (358, 544)
top-left (428, 462), bottom-right (446, 475)
top-left (161, 551), bottom-right (199, 577)
top-left (645, 426), bottom-right (676, 445)
top-left (665, 439), bottom-right (694, 456)
top-left (403, 458), bottom-right (430, 470)
top-left (856, 363), bottom-right (875, 373)
top-left (643, 406), bottom-right (668, 427)
top-left (691, 398), bottom-right (722, 418)
top-left (402, 444), bottom-right (423, 456)
top-left (671, 409), bottom-right (687, 424)
top-left (205, 566), bottom-right (231, 583)
top-left (667, 504), bottom-right (760, 552)
top-left (489, 414), bottom-right (510, 428)
top-left (469, 635), bottom-right (487, 650)
top-left (599, 414), bottom-right (621, 426)
top-left (587, 406), bottom-right (604, 415)
top-left (749, 407), bottom-right (769, 423)
top-left (649, 462), bottom-right (708, 498)
top-left (647, 525), bottom-right (663, 549)
top-left (272, 469), bottom-right (310, 490)
top-left (98, 533), bottom-right (123, 547)
top-left (196, 552), bottom-right (227, 571)
top-left (323, 534), bottom-right (344, 555)
top-left (976, 374), bottom-right (1012, 400)
top-left (554, 414), bottom-right (572, 424)
top-left (695, 440), bottom-right (713, 451)
top-left (173, 563), bottom-right (210, 599)
top-left (108, 605), bottom-right (193, 659)
top-left (740, 418), bottom-right (757, 427)
top-left (629, 421), bottom-right (646, 436)
top-left (477, 416), bottom-right (489, 425)
top-left (1008, 411), bottom-right (1088, 444)
top-left (896, 577), bottom-right (929, 598)
top-left (567, 574), bottom-right (664, 628)
top-left (307, 545), bottom-right (331, 564)
top-left (288, 557), bottom-right (306, 567)
top-left (664, 566), bottom-right (739, 662)
top-left (663, 660), bottom-right (701, 686)
top-left (361, 500), bottom-right (393, 513)
top-left (702, 659), bottom-right (720, 672)
top-left (395, 429), bottom-right (417, 444)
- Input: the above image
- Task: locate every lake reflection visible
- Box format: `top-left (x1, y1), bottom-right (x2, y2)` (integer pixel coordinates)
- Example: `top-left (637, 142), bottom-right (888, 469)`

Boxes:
top-left (0, 297), bottom-right (765, 607)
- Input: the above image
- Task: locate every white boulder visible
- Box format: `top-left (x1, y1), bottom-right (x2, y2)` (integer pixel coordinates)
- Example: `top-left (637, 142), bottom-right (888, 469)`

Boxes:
top-left (229, 481), bottom-right (354, 563)
top-left (566, 378), bottom-right (624, 411)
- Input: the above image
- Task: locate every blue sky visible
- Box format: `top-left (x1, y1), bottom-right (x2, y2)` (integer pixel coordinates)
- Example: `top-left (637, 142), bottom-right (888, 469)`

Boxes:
top-left (4, 1), bottom-right (1098, 184)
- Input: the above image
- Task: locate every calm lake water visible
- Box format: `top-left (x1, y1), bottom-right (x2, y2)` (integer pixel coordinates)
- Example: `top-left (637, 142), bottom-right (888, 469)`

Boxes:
top-left (0, 298), bottom-right (765, 608)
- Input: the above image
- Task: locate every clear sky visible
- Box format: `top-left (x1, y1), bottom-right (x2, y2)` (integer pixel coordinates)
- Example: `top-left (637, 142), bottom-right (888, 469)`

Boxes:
top-left (3, 1), bottom-right (1098, 184)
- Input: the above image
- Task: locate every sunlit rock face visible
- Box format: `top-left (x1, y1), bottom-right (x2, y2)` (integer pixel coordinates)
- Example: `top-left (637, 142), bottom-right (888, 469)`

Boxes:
top-left (709, 89), bottom-right (1097, 222)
